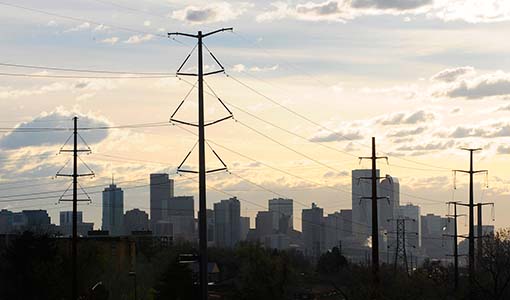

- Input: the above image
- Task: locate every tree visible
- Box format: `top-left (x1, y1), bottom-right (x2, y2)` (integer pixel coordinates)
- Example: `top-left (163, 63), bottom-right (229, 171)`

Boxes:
top-left (317, 247), bottom-right (348, 275)
top-left (476, 229), bottom-right (510, 300)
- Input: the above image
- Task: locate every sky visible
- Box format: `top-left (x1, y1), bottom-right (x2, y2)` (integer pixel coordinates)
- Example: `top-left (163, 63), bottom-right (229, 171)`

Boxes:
top-left (0, 0), bottom-right (509, 232)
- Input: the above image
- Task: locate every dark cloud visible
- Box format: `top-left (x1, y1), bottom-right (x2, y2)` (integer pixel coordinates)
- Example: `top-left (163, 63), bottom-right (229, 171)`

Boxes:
top-left (387, 126), bottom-right (426, 137)
top-left (0, 110), bottom-right (110, 149)
top-left (351, 0), bottom-right (432, 10)
top-left (185, 8), bottom-right (217, 22)
top-left (379, 110), bottom-right (435, 125)
top-left (430, 66), bottom-right (474, 83)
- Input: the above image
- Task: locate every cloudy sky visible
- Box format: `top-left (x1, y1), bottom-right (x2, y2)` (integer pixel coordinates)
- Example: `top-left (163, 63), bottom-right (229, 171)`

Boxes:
top-left (1, 0), bottom-right (509, 232)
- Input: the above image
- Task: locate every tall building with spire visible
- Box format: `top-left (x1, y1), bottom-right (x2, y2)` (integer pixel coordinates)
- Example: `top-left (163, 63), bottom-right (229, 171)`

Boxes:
top-left (102, 176), bottom-right (124, 236)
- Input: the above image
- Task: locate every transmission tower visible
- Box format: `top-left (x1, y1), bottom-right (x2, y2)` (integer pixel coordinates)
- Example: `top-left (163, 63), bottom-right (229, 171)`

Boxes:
top-left (476, 202), bottom-right (494, 268)
top-left (55, 116), bottom-right (94, 300)
top-left (168, 28), bottom-right (233, 300)
top-left (358, 137), bottom-right (388, 287)
top-left (453, 147), bottom-right (487, 297)
top-left (387, 217), bottom-right (416, 274)
top-left (444, 201), bottom-right (467, 291)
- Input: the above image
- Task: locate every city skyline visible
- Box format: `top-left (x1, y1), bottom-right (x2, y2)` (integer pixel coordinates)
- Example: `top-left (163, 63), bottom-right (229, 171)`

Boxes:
top-left (0, 0), bottom-right (507, 235)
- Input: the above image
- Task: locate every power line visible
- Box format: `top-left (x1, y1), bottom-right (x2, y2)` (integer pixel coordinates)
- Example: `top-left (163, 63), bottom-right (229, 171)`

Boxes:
top-left (0, 62), bottom-right (175, 76)
top-left (225, 73), bottom-right (452, 171)
top-left (0, 1), bottom-right (166, 38)
top-left (0, 72), bottom-right (172, 79)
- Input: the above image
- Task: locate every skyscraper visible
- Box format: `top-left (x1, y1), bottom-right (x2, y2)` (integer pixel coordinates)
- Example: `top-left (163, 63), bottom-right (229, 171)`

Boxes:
top-left (168, 196), bottom-right (195, 241)
top-left (352, 169), bottom-right (380, 241)
top-left (124, 208), bottom-right (150, 234)
top-left (302, 203), bottom-right (324, 259)
top-left (268, 198), bottom-right (293, 233)
top-left (397, 203), bottom-right (421, 249)
top-left (150, 173), bottom-right (174, 236)
top-left (379, 175), bottom-right (400, 232)
top-left (102, 181), bottom-right (124, 236)
top-left (214, 197), bottom-right (241, 248)
top-left (60, 211), bottom-right (93, 237)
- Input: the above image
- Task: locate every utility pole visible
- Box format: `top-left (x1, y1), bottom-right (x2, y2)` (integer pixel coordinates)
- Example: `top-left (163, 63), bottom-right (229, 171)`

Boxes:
top-left (476, 202), bottom-right (494, 267)
top-left (445, 201), bottom-right (467, 291)
top-left (168, 28), bottom-right (233, 300)
top-left (359, 137), bottom-right (388, 289)
top-left (454, 148), bottom-right (487, 297)
top-left (56, 117), bottom-right (94, 300)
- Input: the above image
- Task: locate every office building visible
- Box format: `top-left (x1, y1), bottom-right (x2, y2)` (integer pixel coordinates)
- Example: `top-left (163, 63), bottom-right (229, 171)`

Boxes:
top-left (102, 181), bottom-right (124, 236)
top-left (150, 173), bottom-right (174, 235)
top-left (124, 209), bottom-right (150, 234)
top-left (240, 216), bottom-right (250, 241)
top-left (59, 211), bottom-right (93, 237)
top-left (168, 196), bottom-right (195, 241)
top-left (302, 203), bottom-right (324, 259)
top-left (214, 197), bottom-right (241, 248)
top-left (421, 213), bottom-right (451, 259)
top-left (268, 198), bottom-right (293, 233)
top-left (352, 169), bottom-right (380, 241)
top-left (379, 175), bottom-right (400, 232)
top-left (256, 211), bottom-right (274, 239)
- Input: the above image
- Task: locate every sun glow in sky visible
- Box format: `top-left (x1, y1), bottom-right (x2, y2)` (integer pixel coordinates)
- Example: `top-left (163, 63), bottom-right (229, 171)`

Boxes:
top-left (1, 0), bottom-right (509, 231)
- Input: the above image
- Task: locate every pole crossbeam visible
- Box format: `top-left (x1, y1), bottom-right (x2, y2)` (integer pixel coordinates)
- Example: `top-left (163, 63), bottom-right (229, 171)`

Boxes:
top-left (168, 28), bottom-right (233, 300)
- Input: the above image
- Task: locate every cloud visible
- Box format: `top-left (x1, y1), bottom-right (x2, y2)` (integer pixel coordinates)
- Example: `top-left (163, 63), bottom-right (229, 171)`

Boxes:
top-left (309, 128), bottom-right (363, 142)
top-left (0, 108), bottom-right (111, 149)
top-left (431, 66), bottom-right (475, 82)
top-left (257, 1), bottom-right (355, 22)
top-left (101, 37), bottom-right (119, 45)
top-left (497, 145), bottom-right (510, 154)
top-left (434, 0), bottom-right (510, 23)
top-left (449, 123), bottom-right (510, 138)
top-left (441, 71), bottom-right (510, 100)
top-left (172, 2), bottom-right (248, 24)
top-left (497, 104), bottom-right (510, 112)
top-left (124, 34), bottom-right (154, 44)
top-left (231, 64), bottom-right (279, 72)
top-left (257, 0), bottom-right (510, 23)
top-left (378, 110), bottom-right (435, 125)
top-left (387, 126), bottom-right (427, 137)
top-left (396, 140), bottom-right (455, 151)
top-left (64, 22), bottom-right (90, 33)
top-left (351, 0), bottom-right (432, 10)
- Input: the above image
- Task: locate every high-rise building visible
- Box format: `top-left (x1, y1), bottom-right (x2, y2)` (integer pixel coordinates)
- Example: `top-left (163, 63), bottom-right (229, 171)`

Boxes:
top-left (214, 197), bottom-right (241, 248)
top-left (421, 213), bottom-right (451, 259)
top-left (23, 210), bottom-right (52, 232)
top-left (59, 211), bottom-right (93, 237)
top-left (0, 209), bottom-right (13, 234)
top-left (240, 216), bottom-right (250, 241)
top-left (124, 208), bottom-right (150, 234)
top-left (150, 173), bottom-right (174, 235)
top-left (379, 175), bottom-right (400, 232)
top-left (324, 211), bottom-right (343, 251)
top-left (102, 181), bottom-right (124, 236)
top-left (168, 196), bottom-right (195, 241)
top-left (396, 203), bottom-right (421, 249)
top-left (268, 198), bottom-right (293, 234)
top-left (302, 203), bottom-right (324, 259)
top-left (255, 211), bottom-right (274, 239)
top-left (352, 169), bottom-right (380, 241)
top-left (207, 209), bottom-right (215, 244)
